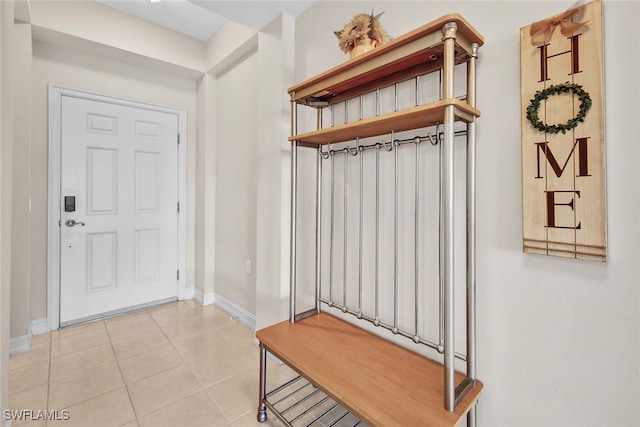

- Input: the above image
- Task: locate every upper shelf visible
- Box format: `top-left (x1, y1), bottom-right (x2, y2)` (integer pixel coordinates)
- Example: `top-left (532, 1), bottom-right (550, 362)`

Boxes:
top-left (288, 13), bottom-right (484, 106)
top-left (289, 98), bottom-right (480, 145)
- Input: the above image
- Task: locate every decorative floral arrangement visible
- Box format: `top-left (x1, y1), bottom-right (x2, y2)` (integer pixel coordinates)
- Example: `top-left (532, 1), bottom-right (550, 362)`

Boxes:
top-left (334, 11), bottom-right (389, 55)
top-left (526, 82), bottom-right (592, 134)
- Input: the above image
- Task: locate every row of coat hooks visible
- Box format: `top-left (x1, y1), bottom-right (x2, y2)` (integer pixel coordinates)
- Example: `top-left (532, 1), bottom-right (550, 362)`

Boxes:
top-left (318, 127), bottom-right (469, 159)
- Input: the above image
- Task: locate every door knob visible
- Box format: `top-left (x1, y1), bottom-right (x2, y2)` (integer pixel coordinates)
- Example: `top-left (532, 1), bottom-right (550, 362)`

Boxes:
top-left (65, 219), bottom-right (85, 227)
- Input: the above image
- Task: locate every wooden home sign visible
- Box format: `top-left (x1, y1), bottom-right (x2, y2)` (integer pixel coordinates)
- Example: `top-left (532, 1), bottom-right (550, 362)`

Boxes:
top-left (520, 0), bottom-right (606, 261)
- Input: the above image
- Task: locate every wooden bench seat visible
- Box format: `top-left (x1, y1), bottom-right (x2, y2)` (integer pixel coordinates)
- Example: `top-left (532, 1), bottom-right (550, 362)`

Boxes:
top-left (257, 312), bottom-right (483, 427)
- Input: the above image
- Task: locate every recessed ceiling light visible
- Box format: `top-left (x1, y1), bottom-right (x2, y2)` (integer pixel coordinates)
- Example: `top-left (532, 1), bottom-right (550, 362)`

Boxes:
top-left (148, 0), bottom-right (162, 3)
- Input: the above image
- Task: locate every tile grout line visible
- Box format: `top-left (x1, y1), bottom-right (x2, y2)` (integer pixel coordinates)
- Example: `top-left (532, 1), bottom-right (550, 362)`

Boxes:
top-left (135, 303), bottom-right (215, 425)
top-left (47, 323), bottom-right (109, 421)
top-left (162, 304), bottom-right (234, 416)
top-left (120, 304), bottom-right (210, 426)
top-left (49, 321), bottom-right (129, 420)
top-left (146, 302), bottom-right (237, 425)
top-left (46, 332), bottom-right (52, 427)
top-left (104, 317), bottom-right (141, 427)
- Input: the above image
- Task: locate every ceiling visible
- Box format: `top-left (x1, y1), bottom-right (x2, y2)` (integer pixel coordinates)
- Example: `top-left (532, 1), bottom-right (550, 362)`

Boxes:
top-left (97, 0), bottom-right (317, 42)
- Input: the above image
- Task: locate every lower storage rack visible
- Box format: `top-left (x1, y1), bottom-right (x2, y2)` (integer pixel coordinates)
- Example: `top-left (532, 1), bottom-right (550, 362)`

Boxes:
top-left (265, 375), bottom-right (369, 427)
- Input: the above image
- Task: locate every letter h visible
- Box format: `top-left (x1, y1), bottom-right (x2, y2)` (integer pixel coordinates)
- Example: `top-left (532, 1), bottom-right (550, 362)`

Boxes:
top-left (539, 35), bottom-right (582, 82)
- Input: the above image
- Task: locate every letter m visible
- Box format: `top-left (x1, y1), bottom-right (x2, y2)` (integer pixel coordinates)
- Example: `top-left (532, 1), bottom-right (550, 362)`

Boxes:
top-left (535, 137), bottom-right (590, 178)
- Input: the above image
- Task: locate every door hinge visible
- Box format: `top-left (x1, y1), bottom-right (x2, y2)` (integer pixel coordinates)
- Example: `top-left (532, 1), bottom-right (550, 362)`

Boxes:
top-left (177, 134), bottom-right (180, 145)
top-left (177, 270), bottom-right (180, 280)
top-left (177, 201), bottom-right (180, 213)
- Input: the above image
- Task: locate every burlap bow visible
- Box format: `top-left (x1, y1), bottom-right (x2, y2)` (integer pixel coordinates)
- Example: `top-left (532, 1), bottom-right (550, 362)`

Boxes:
top-left (530, 7), bottom-right (587, 46)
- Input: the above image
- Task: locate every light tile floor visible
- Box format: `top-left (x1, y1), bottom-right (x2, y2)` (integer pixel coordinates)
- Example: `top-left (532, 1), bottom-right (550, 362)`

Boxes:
top-left (8, 300), bottom-right (295, 427)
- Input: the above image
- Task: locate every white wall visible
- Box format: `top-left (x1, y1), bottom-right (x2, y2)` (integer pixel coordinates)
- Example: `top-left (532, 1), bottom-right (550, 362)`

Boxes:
top-left (195, 72), bottom-right (217, 300)
top-left (205, 15), bottom-right (294, 328)
top-left (9, 22), bottom-right (32, 340)
top-left (213, 49), bottom-right (259, 316)
top-left (292, 1), bottom-right (640, 426)
top-left (28, 0), bottom-right (206, 77)
top-left (255, 14), bottom-right (295, 330)
top-left (0, 1), bottom-right (12, 424)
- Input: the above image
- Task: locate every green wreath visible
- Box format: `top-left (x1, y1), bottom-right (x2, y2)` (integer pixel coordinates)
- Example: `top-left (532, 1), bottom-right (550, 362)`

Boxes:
top-left (526, 82), bottom-right (592, 134)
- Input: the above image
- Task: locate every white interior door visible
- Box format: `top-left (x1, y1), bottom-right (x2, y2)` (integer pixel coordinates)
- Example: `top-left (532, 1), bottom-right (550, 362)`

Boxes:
top-left (59, 95), bottom-right (179, 325)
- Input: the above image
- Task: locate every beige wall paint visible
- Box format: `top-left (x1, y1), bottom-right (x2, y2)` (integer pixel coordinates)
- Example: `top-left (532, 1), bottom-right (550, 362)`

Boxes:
top-left (214, 49), bottom-right (259, 315)
top-left (28, 0), bottom-right (206, 77)
top-left (203, 13), bottom-right (294, 326)
top-left (198, 16), bottom-right (292, 324)
top-left (205, 21), bottom-right (256, 72)
top-left (195, 21), bottom-right (257, 302)
top-left (254, 14), bottom-right (295, 330)
top-left (0, 0), bottom-right (13, 423)
top-left (293, 1), bottom-right (640, 426)
top-left (10, 22), bottom-right (32, 338)
top-left (195, 73), bottom-right (217, 297)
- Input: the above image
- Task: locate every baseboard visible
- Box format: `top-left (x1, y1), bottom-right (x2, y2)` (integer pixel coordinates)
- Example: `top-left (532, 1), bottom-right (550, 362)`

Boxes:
top-left (213, 292), bottom-right (256, 331)
top-left (191, 289), bottom-right (257, 331)
top-left (193, 288), bottom-right (215, 306)
top-left (30, 318), bottom-right (48, 336)
top-left (9, 318), bottom-right (49, 355)
top-left (9, 333), bottom-right (32, 356)
top-left (182, 286), bottom-right (195, 300)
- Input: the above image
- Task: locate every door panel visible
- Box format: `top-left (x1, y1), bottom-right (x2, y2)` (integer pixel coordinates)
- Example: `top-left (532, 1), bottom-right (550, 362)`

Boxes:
top-left (135, 151), bottom-right (160, 212)
top-left (86, 232), bottom-right (117, 292)
top-left (60, 95), bottom-right (179, 325)
top-left (135, 228), bottom-right (160, 283)
top-left (87, 147), bottom-right (118, 215)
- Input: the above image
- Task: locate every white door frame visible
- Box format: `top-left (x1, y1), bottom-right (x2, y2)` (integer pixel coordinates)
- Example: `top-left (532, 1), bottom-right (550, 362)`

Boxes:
top-left (47, 85), bottom-right (188, 331)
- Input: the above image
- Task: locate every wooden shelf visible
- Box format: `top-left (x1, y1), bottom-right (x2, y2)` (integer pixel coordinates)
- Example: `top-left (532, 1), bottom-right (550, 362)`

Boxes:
top-left (290, 98), bottom-right (480, 145)
top-left (288, 13), bottom-right (483, 105)
top-left (257, 312), bottom-right (483, 427)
